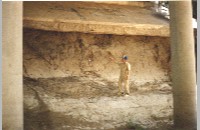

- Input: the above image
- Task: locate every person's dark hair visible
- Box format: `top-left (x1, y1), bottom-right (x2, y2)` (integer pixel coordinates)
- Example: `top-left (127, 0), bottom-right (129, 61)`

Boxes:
top-left (122, 55), bottom-right (128, 60)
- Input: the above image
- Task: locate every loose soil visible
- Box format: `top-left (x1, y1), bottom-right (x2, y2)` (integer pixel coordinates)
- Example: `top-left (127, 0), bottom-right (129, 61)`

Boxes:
top-left (24, 76), bottom-right (173, 130)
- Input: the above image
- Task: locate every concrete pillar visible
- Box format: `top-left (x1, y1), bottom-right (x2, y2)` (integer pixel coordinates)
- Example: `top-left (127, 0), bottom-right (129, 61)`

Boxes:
top-left (169, 1), bottom-right (197, 129)
top-left (2, 2), bottom-right (23, 130)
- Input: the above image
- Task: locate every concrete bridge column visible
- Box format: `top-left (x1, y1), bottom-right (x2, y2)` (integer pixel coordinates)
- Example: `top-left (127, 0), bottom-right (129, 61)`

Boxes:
top-left (2, 2), bottom-right (23, 130)
top-left (169, 1), bottom-right (196, 129)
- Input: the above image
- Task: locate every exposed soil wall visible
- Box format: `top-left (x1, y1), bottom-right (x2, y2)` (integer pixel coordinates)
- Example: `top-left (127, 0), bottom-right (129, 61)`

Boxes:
top-left (23, 2), bottom-right (172, 129)
top-left (23, 28), bottom-right (170, 84)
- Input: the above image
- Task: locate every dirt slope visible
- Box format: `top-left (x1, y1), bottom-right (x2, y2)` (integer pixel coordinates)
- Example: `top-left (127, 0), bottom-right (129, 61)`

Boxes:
top-left (23, 28), bottom-right (170, 84)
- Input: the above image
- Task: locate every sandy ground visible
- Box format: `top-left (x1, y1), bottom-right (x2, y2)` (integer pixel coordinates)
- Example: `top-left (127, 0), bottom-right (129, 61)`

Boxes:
top-left (24, 76), bottom-right (173, 130)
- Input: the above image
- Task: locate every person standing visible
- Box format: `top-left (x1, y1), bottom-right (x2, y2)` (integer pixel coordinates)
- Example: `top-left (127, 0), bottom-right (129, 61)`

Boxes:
top-left (110, 55), bottom-right (131, 96)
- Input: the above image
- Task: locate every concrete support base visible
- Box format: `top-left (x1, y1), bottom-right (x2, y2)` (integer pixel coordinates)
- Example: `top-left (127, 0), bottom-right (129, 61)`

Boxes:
top-left (2, 2), bottom-right (23, 130)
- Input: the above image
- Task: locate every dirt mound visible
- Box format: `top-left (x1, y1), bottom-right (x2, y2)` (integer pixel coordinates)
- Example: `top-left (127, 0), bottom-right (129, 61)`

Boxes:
top-left (23, 28), bottom-right (170, 85)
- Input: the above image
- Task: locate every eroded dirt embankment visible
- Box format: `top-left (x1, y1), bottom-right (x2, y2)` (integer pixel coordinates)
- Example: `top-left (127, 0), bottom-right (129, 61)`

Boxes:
top-left (23, 28), bottom-right (172, 130)
top-left (23, 28), bottom-right (170, 84)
